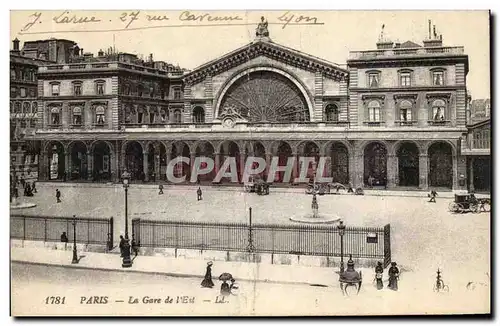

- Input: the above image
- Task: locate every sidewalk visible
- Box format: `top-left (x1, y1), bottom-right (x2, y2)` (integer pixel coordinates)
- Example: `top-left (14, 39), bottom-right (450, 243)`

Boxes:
top-left (11, 246), bottom-right (364, 287)
top-left (36, 181), bottom-right (469, 198)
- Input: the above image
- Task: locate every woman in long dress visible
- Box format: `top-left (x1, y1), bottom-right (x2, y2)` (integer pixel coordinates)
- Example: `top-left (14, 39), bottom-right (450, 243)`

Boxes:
top-left (201, 261), bottom-right (214, 288)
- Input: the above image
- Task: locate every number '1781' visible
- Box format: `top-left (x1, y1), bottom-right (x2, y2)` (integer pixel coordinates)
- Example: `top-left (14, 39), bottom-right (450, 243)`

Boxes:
top-left (45, 296), bottom-right (66, 304)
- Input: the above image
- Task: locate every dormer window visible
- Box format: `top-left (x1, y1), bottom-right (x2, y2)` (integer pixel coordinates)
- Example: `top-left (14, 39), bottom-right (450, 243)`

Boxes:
top-left (367, 71), bottom-right (380, 88)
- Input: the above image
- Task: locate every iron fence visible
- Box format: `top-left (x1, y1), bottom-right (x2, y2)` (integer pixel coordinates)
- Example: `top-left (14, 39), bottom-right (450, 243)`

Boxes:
top-left (10, 215), bottom-right (113, 246)
top-left (132, 219), bottom-right (390, 266)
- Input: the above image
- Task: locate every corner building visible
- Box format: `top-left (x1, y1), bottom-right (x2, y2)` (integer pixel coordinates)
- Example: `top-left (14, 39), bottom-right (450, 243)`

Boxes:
top-left (33, 26), bottom-right (470, 191)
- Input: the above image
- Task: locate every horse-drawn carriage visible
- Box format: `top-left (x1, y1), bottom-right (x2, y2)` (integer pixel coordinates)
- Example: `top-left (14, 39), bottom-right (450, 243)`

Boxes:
top-left (244, 175), bottom-right (270, 195)
top-left (448, 194), bottom-right (491, 214)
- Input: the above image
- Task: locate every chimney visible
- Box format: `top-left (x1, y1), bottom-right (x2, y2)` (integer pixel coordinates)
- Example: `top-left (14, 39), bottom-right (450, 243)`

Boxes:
top-left (98, 49), bottom-right (104, 57)
top-left (13, 38), bottom-right (20, 51)
top-left (149, 53), bottom-right (153, 63)
top-left (80, 48), bottom-right (84, 56)
top-left (423, 20), bottom-right (443, 47)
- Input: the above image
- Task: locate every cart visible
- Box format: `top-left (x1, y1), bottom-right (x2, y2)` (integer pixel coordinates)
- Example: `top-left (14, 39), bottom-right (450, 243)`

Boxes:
top-left (448, 194), bottom-right (480, 214)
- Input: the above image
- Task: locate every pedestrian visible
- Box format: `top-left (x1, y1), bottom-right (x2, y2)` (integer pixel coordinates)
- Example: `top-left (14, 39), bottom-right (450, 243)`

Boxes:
top-left (63, 172), bottom-right (67, 182)
top-left (220, 281), bottom-right (231, 296)
top-left (56, 189), bottom-right (61, 203)
top-left (32, 181), bottom-right (37, 193)
top-left (201, 261), bottom-right (214, 288)
top-left (428, 190), bottom-right (437, 203)
top-left (375, 262), bottom-right (384, 290)
top-left (119, 235), bottom-right (126, 257)
top-left (347, 182), bottom-right (354, 193)
top-left (197, 187), bottom-right (203, 201)
top-left (388, 262), bottom-right (400, 291)
top-left (20, 176), bottom-right (25, 188)
top-left (158, 184), bottom-right (164, 195)
top-left (60, 232), bottom-right (68, 243)
top-left (131, 235), bottom-right (139, 257)
top-left (197, 176), bottom-right (201, 185)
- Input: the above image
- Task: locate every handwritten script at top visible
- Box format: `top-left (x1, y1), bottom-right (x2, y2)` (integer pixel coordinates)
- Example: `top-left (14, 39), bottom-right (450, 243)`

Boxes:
top-left (18, 11), bottom-right (323, 35)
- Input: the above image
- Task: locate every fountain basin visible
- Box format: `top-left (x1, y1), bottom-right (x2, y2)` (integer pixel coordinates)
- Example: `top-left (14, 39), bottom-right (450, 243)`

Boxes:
top-left (10, 202), bottom-right (37, 210)
top-left (289, 214), bottom-right (342, 224)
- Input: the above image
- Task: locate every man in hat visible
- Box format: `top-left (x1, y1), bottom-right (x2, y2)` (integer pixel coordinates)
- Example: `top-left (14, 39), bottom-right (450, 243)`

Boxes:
top-left (197, 187), bottom-right (203, 201)
top-left (388, 262), bottom-right (400, 291)
top-left (158, 184), bottom-right (164, 195)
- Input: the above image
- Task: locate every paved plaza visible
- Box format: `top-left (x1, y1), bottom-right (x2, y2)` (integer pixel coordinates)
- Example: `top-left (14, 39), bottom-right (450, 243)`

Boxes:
top-left (12, 183), bottom-right (490, 274)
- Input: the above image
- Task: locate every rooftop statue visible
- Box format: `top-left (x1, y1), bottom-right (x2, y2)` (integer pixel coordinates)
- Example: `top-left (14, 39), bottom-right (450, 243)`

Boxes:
top-left (256, 16), bottom-right (269, 38)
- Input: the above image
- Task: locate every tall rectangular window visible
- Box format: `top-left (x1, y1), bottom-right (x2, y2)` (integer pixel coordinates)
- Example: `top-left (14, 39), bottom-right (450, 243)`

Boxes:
top-left (51, 84), bottom-right (60, 96)
top-left (400, 72), bottom-right (411, 87)
top-left (173, 88), bottom-right (182, 99)
top-left (368, 73), bottom-right (380, 88)
top-left (95, 82), bottom-right (105, 95)
top-left (432, 71), bottom-right (444, 86)
top-left (74, 83), bottom-right (82, 96)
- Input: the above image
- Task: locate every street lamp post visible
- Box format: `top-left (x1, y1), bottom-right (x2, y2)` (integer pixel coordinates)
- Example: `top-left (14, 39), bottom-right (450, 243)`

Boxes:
top-left (121, 170), bottom-right (132, 268)
top-left (337, 220), bottom-right (346, 273)
top-left (71, 216), bottom-right (78, 264)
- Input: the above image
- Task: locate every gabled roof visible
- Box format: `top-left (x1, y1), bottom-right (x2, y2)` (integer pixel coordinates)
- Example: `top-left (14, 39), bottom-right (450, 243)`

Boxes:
top-left (183, 40), bottom-right (348, 85)
top-left (399, 41), bottom-right (422, 48)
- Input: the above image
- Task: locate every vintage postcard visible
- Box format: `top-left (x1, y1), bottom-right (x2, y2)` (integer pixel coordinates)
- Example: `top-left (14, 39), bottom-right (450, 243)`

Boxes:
top-left (9, 9), bottom-right (491, 316)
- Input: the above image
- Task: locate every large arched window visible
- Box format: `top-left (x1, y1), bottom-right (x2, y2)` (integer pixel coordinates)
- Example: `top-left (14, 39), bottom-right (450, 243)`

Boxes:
top-left (50, 106), bottom-right (61, 126)
top-left (193, 106), bottom-right (205, 124)
top-left (399, 99), bottom-right (413, 122)
top-left (218, 71), bottom-right (309, 122)
top-left (72, 106), bottom-right (82, 125)
top-left (95, 106), bottom-right (106, 125)
top-left (432, 99), bottom-right (446, 121)
top-left (324, 104), bottom-right (339, 122)
top-left (368, 100), bottom-right (381, 122)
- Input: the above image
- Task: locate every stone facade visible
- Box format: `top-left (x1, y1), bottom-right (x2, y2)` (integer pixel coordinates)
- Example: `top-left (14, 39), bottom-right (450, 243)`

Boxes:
top-left (30, 31), bottom-right (473, 191)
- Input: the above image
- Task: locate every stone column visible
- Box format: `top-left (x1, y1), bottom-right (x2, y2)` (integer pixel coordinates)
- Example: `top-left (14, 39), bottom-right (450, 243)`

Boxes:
top-left (214, 152), bottom-right (221, 177)
top-left (239, 152), bottom-right (246, 183)
top-left (354, 152), bottom-right (364, 188)
top-left (155, 153), bottom-right (161, 182)
top-left (348, 152), bottom-right (356, 187)
top-left (265, 153), bottom-right (272, 182)
top-left (39, 150), bottom-right (48, 180)
top-left (64, 151), bottom-right (70, 179)
top-left (190, 152), bottom-right (196, 182)
top-left (292, 152), bottom-right (299, 184)
top-left (87, 151), bottom-right (93, 181)
top-left (121, 149), bottom-right (126, 173)
top-left (387, 154), bottom-right (398, 188)
top-left (469, 157), bottom-right (475, 192)
top-left (143, 151), bottom-right (149, 182)
top-left (452, 155), bottom-right (458, 190)
top-left (418, 154), bottom-right (429, 190)
top-left (111, 151), bottom-right (118, 183)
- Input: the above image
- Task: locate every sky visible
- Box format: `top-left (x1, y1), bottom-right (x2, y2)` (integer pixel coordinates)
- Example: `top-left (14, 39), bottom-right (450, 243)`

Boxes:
top-left (9, 10), bottom-right (490, 99)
